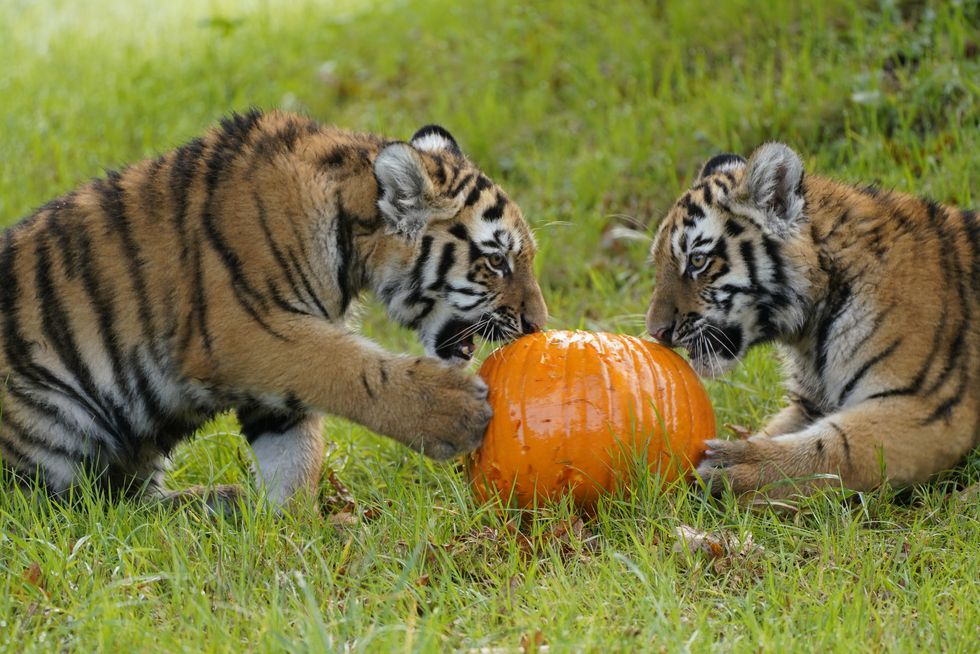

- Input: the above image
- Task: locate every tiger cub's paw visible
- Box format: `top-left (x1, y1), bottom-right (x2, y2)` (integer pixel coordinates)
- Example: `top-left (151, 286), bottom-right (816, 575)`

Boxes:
top-left (696, 438), bottom-right (768, 496)
top-left (388, 357), bottom-right (492, 460)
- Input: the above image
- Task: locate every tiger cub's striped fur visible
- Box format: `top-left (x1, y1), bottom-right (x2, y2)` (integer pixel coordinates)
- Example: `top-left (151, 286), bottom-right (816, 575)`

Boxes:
top-left (647, 143), bottom-right (978, 495)
top-left (0, 110), bottom-right (547, 506)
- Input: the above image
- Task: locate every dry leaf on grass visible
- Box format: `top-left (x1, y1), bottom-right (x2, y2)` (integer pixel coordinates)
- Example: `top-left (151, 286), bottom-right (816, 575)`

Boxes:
top-left (893, 540), bottom-right (912, 564)
top-left (957, 483), bottom-right (979, 503)
top-left (18, 562), bottom-right (49, 602)
top-left (361, 506), bottom-right (383, 521)
top-left (326, 506), bottom-right (387, 525)
top-left (553, 516), bottom-right (600, 556)
top-left (551, 516), bottom-right (587, 541)
top-left (328, 510), bottom-right (358, 526)
top-left (520, 630), bottom-right (547, 653)
top-left (502, 521), bottom-right (535, 556)
top-left (673, 525), bottom-right (765, 574)
top-left (322, 469), bottom-right (390, 524)
top-left (23, 562), bottom-right (43, 589)
top-left (434, 517), bottom-right (598, 573)
top-left (504, 516), bottom-right (598, 560)
top-left (324, 469), bottom-right (354, 505)
top-left (674, 525), bottom-right (726, 558)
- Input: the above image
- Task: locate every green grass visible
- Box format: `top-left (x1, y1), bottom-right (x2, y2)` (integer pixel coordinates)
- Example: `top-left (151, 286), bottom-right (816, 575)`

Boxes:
top-left (2, 0), bottom-right (979, 651)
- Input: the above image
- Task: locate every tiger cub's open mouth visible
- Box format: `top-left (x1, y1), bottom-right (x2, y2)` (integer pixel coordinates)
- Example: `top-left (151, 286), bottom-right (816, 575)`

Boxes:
top-left (434, 319), bottom-right (481, 363)
top-left (434, 316), bottom-right (516, 364)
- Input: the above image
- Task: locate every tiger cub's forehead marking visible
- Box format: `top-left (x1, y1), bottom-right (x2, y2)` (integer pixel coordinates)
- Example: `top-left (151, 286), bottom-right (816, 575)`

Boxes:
top-left (439, 160), bottom-right (529, 256)
top-left (469, 217), bottom-right (521, 254)
top-left (465, 181), bottom-right (526, 254)
top-left (670, 192), bottom-right (723, 260)
top-left (469, 209), bottom-right (524, 254)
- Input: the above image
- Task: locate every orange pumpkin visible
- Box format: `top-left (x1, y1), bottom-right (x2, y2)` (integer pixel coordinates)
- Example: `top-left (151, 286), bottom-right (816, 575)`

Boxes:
top-left (468, 330), bottom-right (714, 509)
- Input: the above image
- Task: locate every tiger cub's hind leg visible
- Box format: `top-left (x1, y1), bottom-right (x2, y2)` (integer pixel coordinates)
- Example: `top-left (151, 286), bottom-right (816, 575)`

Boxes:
top-left (137, 453), bottom-right (246, 516)
top-left (238, 404), bottom-right (325, 508)
top-left (0, 400), bottom-right (86, 495)
top-left (151, 483), bottom-right (246, 515)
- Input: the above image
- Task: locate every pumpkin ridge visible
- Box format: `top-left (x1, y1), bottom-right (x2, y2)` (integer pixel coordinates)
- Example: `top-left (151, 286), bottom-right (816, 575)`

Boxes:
top-left (628, 337), bottom-right (659, 476)
top-left (622, 335), bottom-right (652, 471)
top-left (660, 345), bottom-right (690, 476)
top-left (515, 333), bottom-right (542, 505)
top-left (591, 332), bottom-right (616, 495)
top-left (658, 345), bottom-right (699, 473)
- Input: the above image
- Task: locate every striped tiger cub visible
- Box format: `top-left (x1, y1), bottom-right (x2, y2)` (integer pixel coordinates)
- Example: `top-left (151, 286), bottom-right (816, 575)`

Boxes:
top-left (0, 109), bottom-right (547, 507)
top-left (646, 142), bottom-right (978, 495)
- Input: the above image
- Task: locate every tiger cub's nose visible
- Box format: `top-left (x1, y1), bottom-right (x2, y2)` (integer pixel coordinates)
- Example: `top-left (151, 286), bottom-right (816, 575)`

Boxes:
top-left (520, 315), bottom-right (541, 335)
top-left (649, 323), bottom-right (675, 347)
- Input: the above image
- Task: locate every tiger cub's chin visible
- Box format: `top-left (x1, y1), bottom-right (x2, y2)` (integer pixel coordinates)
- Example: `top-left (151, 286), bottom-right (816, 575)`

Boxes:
top-left (0, 110), bottom-right (547, 507)
top-left (686, 355), bottom-right (738, 380)
top-left (646, 141), bottom-right (978, 497)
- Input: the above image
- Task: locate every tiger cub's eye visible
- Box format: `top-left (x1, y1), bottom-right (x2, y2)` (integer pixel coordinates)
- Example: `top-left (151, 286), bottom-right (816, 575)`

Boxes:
top-left (487, 253), bottom-right (505, 268)
top-left (689, 252), bottom-right (708, 271)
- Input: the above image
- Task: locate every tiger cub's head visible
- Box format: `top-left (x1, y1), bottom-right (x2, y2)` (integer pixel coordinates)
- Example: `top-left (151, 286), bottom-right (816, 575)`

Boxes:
top-left (646, 143), bottom-right (813, 377)
top-left (373, 126), bottom-right (548, 365)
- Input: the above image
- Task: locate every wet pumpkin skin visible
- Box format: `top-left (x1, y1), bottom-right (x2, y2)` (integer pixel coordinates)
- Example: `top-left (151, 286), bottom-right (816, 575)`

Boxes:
top-left (468, 331), bottom-right (714, 509)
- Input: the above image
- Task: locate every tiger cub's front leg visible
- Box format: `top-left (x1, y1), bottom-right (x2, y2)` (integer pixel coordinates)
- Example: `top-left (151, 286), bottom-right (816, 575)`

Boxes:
top-left (237, 405), bottom-right (325, 507)
top-left (697, 395), bottom-right (979, 496)
top-left (200, 317), bottom-right (492, 471)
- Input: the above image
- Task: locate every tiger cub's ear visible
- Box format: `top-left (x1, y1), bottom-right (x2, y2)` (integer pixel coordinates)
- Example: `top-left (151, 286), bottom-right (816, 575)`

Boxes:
top-left (374, 142), bottom-right (460, 239)
top-left (410, 124), bottom-right (462, 156)
top-left (698, 153), bottom-right (747, 180)
top-left (738, 142), bottom-right (805, 231)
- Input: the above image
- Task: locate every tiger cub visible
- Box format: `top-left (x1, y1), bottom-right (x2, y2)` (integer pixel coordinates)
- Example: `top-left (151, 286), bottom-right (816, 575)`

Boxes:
top-left (0, 110), bottom-right (547, 507)
top-left (646, 142), bottom-right (978, 495)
